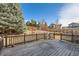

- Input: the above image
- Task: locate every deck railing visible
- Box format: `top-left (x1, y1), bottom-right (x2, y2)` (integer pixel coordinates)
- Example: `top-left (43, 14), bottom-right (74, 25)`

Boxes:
top-left (1, 32), bottom-right (79, 48)
top-left (3, 33), bottom-right (49, 47)
top-left (50, 32), bottom-right (79, 43)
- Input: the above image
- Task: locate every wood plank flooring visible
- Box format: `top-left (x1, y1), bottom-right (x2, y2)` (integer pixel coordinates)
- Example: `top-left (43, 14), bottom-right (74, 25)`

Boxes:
top-left (0, 39), bottom-right (79, 56)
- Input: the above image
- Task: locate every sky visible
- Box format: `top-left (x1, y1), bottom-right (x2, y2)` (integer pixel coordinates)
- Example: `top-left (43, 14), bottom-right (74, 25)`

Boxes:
top-left (59, 3), bottom-right (79, 26)
top-left (20, 3), bottom-right (79, 26)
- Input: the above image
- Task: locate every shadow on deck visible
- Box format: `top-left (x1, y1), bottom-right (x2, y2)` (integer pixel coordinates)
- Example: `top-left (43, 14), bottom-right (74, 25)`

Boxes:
top-left (0, 40), bottom-right (79, 56)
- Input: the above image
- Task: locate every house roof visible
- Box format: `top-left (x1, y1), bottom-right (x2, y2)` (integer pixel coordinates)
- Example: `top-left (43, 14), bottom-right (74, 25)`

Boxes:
top-left (69, 22), bottom-right (79, 25)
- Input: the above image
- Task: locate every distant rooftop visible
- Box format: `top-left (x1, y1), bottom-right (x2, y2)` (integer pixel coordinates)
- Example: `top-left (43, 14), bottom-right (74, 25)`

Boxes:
top-left (68, 22), bottom-right (79, 28)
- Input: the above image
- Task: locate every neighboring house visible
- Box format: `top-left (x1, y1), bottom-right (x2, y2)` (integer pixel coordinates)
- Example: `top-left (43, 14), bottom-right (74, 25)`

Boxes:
top-left (68, 22), bottom-right (79, 28)
top-left (48, 18), bottom-right (62, 32)
top-left (62, 22), bottom-right (79, 34)
top-left (48, 23), bottom-right (54, 29)
top-left (61, 22), bottom-right (79, 34)
top-left (48, 23), bottom-right (62, 32)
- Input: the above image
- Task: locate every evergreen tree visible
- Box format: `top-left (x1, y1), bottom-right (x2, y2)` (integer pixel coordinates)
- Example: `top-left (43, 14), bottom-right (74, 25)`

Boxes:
top-left (0, 3), bottom-right (26, 34)
top-left (30, 19), bottom-right (37, 26)
top-left (26, 21), bottom-right (30, 26)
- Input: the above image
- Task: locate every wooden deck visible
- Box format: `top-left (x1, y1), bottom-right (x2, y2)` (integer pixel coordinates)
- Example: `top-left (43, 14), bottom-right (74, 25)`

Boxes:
top-left (0, 39), bottom-right (79, 56)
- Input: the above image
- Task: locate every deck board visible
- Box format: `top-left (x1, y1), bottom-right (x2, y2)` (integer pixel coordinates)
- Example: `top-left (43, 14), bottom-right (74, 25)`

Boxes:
top-left (1, 40), bottom-right (79, 56)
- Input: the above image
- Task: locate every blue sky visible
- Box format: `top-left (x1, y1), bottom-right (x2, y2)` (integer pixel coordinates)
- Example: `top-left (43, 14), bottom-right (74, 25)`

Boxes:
top-left (20, 3), bottom-right (64, 25)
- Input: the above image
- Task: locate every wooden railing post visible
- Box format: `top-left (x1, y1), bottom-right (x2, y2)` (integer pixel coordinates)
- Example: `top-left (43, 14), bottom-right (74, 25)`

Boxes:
top-left (49, 33), bottom-right (50, 39)
top-left (53, 32), bottom-right (55, 39)
top-left (44, 33), bottom-right (46, 40)
top-left (24, 33), bottom-right (26, 44)
top-left (11, 36), bottom-right (14, 47)
top-left (2, 38), bottom-right (3, 48)
top-left (60, 32), bottom-right (62, 40)
top-left (0, 35), bottom-right (3, 51)
top-left (5, 34), bottom-right (7, 47)
top-left (71, 30), bottom-right (73, 42)
top-left (36, 33), bottom-right (37, 40)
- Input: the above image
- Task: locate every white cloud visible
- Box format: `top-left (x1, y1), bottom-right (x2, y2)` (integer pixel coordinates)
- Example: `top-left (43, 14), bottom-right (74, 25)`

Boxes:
top-left (59, 4), bottom-right (79, 26)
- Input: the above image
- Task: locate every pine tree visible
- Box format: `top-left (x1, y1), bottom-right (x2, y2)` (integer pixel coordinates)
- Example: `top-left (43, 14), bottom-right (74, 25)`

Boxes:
top-left (0, 3), bottom-right (26, 34)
